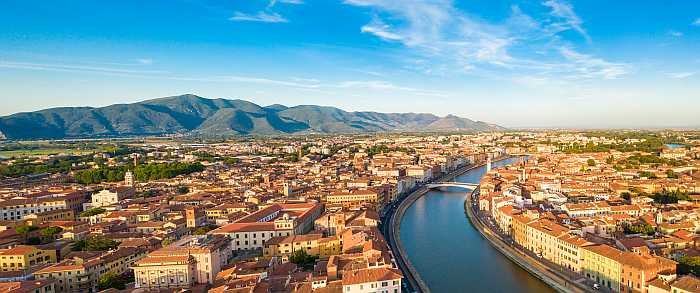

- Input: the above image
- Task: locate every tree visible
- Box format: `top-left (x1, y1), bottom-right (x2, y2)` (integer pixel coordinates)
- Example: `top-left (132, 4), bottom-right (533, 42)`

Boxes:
top-left (72, 237), bottom-right (119, 251)
top-left (621, 192), bottom-right (632, 201)
top-left (98, 272), bottom-right (127, 290)
top-left (161, 238), bottom-right (175, 247)
top-left (587, 159), bottom-right (596, 166)
top-left (15, 225), bottom-right (38, 242)
top-left (176, 186), bottom-right (189, 194)
top-left (622, 222), bottom-right (655, 236)
top-left (678, 256), bottom-right (700, 276)
top-left (193, 225), bottom-right (218, 235)
top-left (289, 249), bottom-right (319, 271)
top-left (79, 207), bottom-right (106, 217)
top-left (606, 156), bottom-right (614, 164)
top-left (650, 189), bottom-right (690, 204)
top-left (666, 169), bottom-right (678, 179)
top-left (40, 226), bottom-right (63, 239)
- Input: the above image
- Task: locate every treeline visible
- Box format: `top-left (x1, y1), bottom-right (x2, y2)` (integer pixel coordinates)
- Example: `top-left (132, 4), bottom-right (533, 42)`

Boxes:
top-left (0, 156), bottom-right (87, 177)
top-left (73, 162), bottom-right (204, 184)
top-left (559, 139), bottom-right (666, 154)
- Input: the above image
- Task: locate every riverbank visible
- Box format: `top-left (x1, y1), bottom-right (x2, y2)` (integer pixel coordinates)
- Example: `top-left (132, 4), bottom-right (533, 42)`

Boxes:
top-left (387, 157), bottom-right (510, 293)
top-left (464, 188), bottom-right (594, 293)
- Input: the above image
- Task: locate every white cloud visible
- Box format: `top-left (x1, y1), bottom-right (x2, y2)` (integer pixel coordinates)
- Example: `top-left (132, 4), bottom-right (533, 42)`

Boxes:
top-left (229, 11), bottom-right (287, 23)
top-left (345, 0), bottom-right (627, 84)
top-left (668, 30), bottom-right (683, 37)
top-left (267, 0), bottom-right (303, 9)
top-left (0, 61), bottom-right (166, 75)
top-left (542, 0), bottom-right (591, 43)
top-left (693, 18), bottom-right (700, 26)
top-left (360, 18), bottom-right (403, 41)
top-left (136, 58), bottom-right (153, 65)
top-left (666, 72), bottom-right (695, 79)
top-left (558, 47), bottom-right (629, 79)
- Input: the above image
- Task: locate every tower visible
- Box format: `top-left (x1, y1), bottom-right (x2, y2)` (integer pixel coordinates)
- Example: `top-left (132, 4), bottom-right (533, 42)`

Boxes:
top-left (283, 181), bottom-right (292, 196)
top-left (124, 170), bottom-right (134, 187)
top-left (486, 156), bottom-right (492, 172)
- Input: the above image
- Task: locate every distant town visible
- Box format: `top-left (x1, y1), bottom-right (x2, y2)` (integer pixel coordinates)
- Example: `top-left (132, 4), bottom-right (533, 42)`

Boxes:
top-left (0, 131), bottom-right (699, 293)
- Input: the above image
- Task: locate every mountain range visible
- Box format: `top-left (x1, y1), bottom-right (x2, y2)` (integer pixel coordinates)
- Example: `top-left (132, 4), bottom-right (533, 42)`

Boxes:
top-left (0, 94), bottom-right (505, 139)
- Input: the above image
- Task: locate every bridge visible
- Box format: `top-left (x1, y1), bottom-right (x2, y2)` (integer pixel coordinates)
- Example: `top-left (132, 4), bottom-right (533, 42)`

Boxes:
top-left (426, 182), bottom-right (479, 190)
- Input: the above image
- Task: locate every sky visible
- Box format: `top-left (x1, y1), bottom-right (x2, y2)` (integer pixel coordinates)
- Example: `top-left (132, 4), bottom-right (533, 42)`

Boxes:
top-left (0, 0), bottom-right (699, 128)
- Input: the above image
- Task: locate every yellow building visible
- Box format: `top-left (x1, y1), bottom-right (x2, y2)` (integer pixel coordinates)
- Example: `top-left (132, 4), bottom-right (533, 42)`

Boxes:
top-left (582, 244), bottom-right (624, 292)
top-left (0, 245), bottom-right (57, 271)
top-left (263, 233), bottom-right (342, 258)
top-left (34, 247), bottom-right (146, 293)
top-left (327, 189), bottom-right (382, 210)
top-left (23, 209), bottom-right (75, 226)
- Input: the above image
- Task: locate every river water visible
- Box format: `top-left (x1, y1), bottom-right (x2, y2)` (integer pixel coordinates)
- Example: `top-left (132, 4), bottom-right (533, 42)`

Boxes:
top-left (399, 157), bottom-right (555, 293)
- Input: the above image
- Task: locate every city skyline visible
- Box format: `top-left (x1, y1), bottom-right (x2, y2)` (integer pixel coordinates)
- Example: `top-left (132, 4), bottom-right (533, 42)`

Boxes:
top-left (1, 0), bottom-right (700, 128)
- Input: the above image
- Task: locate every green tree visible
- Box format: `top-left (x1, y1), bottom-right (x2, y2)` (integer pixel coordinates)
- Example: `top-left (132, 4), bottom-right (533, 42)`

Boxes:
top-left (289, 250), bottom-right (319, 271)
top-left (79, 207), bottom-right (106, 217)
top-left (650, 189), bottom-right (690, 204)
top-left (678, 256), bottom-right (700, 276)
top-left (72, 237), bottom-right (119, 251)
top-left (40, 226), bottom-right (63, 239)
top-left (97, 272), bottom-right (127, 290)
top-left (176, 186), bottom-right (189, 194)
top-left (193, 224), bottom-right (218, 235)
top-left (15, 225), bottom-right (38, 242)
top-left (621, 192), bottom-right (632, 201)
top-left (587, 159), bottom-right (596, 166)
top-left (622, 222), bottom-right (655, 236)
top-left (161, 238), bottom-right (175, 247)
top-left (666, 169), bottom-right (678, 179)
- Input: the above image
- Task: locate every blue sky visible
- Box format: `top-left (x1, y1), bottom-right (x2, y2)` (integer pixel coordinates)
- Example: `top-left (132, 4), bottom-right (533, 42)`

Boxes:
top-left (1, 0), bottom-right (699, 128)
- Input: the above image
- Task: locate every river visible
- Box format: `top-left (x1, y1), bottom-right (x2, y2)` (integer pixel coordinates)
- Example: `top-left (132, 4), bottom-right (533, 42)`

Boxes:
top-left (399, 157), bottom-right (555, 293)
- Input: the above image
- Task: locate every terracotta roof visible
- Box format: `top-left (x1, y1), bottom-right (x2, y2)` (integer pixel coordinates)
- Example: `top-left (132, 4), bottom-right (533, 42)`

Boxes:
top-left (673, 275), bottom-right (700, 292)
top-left (341, 267), bottom-right (402, 285)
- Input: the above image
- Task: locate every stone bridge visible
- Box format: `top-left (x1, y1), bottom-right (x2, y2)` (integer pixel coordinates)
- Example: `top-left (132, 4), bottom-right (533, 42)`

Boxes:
top-left (425, 182), bottom-right (479, 190)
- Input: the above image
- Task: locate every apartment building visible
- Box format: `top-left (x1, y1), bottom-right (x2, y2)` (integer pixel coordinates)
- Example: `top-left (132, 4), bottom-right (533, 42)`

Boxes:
top-left (0, 246), bottom-right (57, 272)
top-left (263, 233), bottom-right (341, 258)
top-left (132, 255), bottom-right (197, 289)
top-left (327, 189), bottom-right (382, 211)
top-left (132, 234), bottom-right (229, 288)
top-left (341, 267), bottom-right (402, 293)
top-left (34, 247), bottom-right (146, 293)
top-left (211, 203), bottom-right (323, 251)
top-left (0, 193), bottom-right (84, 221)
top-left (582, 244), bottom-right (624, 292)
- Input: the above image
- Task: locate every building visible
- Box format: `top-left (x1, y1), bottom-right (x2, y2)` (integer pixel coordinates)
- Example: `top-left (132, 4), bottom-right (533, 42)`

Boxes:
top-left (341, 267), bottom-right (402, 293)
top-left (211, 203), bottom-right (323, 251)
top-left (185, 206), bottom-right (206, 228)
top-left (33, 247), bottom-right (146, 293)
top-left (132, 255), bottom-right (196, 289)
top-left (0, 279), bottom-right (56, 293)
top-left (124, 170), bottom-right (134, 187)
top-left (89, 187), bottom-right (134, 208)
top-left (132, 235), bottom-right (229, 288)
top-left (22, 209), bottom-right (75, 226)
top-left (327, 190), bottom-right (382, 211)
top-left (618, 248), bottom-right (676, 293)
top-left (582, 244), bottom-right (624, 292)
top-left (0, 246), bottom-right (57, 272)
top-left (0, 193), bottom-right (84, 221)
top-left (263, 233), bottom-right (341, 258)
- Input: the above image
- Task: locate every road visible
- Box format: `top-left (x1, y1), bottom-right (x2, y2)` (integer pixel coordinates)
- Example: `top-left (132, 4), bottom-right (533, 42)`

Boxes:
top-left (379, 160), bottom-right (501, 293)
top-left (466, 189), bottom-right (598, 293)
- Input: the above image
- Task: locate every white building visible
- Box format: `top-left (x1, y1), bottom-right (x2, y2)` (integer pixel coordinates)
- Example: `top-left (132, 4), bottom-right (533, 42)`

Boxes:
top-left (341, 268), bottom-right (403, 293)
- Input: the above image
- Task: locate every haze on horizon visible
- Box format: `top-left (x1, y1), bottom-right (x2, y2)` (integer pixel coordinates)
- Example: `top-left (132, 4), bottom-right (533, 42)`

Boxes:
top-left (1, 0), bottom-right (699, 128)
